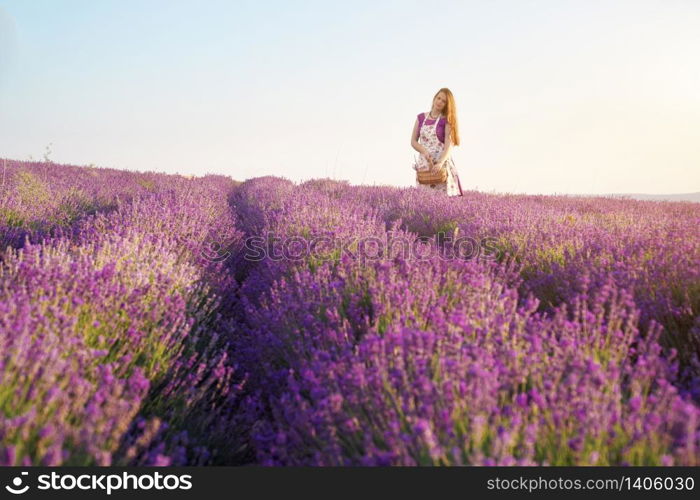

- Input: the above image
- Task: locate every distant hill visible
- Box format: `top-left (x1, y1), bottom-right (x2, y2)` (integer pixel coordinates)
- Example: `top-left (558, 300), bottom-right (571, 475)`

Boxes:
top-left (599, 192), bottom-right (700, 203)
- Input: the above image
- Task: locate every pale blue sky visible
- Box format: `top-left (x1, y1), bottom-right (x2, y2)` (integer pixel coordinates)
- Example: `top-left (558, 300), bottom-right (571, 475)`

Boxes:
top-left (1, 0), bottom-right (698, 194)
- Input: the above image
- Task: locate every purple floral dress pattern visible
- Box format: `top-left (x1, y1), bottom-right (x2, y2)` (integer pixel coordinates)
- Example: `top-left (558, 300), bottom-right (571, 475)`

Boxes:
top-left (415, 112), bottom-right (463, 197)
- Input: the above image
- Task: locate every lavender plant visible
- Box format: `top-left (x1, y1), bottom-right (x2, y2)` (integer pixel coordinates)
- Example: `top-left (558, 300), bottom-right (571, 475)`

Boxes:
top-left (1, 159), bottom-right (698, 466)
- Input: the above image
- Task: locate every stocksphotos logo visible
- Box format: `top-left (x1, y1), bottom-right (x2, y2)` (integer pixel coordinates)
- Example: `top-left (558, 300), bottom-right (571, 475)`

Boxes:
top-left (5, 471), bottom-right (30, 495)
top-left (4, 471), bottom-right (192, 496)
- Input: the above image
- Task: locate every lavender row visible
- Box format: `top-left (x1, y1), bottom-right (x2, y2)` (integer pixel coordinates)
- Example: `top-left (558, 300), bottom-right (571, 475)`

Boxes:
top-left (0, 164), bottom-right (246, 465)
top-left (228, 177), bottom-right (699, 465)
top-left (0, 159), bottom-right (235, 253)
top-left (325, 183), bottom-right (700, 391)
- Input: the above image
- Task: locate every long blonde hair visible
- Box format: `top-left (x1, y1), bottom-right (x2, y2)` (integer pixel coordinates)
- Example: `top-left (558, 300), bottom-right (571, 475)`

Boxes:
top-left (433, 88), bottom-right (460, 146)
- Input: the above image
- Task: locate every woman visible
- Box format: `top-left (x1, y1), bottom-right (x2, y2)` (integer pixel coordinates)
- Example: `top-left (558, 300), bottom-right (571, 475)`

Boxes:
top-left (410, 88), bottom-right (463, 197)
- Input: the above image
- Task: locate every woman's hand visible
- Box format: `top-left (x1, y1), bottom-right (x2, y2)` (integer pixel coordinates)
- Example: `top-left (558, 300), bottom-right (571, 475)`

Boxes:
top-left (421, 152), bottom-right (434, 169)
top-left (431, 159), bottom-right (445, 172)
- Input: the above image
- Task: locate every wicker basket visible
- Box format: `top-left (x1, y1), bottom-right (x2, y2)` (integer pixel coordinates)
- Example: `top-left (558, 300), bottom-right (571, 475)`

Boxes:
top-left (416, 167), bottom-right (448, 185)
top-left (414, 154), bottom-right (448, 185)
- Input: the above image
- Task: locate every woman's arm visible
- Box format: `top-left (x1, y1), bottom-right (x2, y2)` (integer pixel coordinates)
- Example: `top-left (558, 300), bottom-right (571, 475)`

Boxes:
top-left (410, 118), bottom-right (430, 156)
top-left (435, 122), bottom-right (453, 169)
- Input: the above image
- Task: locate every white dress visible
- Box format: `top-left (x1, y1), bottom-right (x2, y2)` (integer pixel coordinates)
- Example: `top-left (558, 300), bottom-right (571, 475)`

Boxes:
top-left (414, 111), bottom-right (463, 197)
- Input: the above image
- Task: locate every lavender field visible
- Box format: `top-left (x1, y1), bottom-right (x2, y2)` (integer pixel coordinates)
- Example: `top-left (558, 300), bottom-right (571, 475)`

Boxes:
top-left (1, 158), bottom-right (699, 466)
